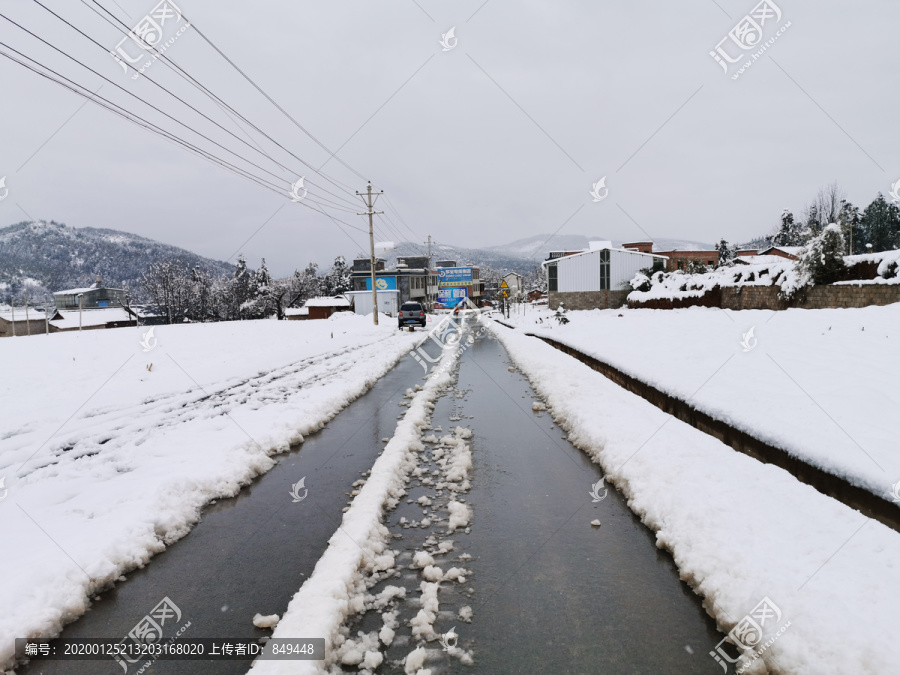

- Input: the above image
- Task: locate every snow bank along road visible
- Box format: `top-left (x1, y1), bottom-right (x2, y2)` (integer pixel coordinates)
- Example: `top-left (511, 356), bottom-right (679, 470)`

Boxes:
top-left (531, 332), bottom-right (900, 533)
top-left (0, 316), bottom-right (420, 672)
top-left (503, 305), bottom-right (900, 507)
top-left (492, 318), bottom-right (900, 675)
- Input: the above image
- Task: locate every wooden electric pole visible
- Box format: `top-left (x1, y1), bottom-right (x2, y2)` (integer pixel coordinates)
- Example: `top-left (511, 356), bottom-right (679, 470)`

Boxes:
top-left (357, 182), bottom-right (384, 325)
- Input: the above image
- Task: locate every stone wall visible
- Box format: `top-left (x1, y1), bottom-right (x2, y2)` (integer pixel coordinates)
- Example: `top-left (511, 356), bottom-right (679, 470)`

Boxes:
top-left (549, 290), bottom-right (629, 311)
top-left (629, 283), bottom-right (900, 311)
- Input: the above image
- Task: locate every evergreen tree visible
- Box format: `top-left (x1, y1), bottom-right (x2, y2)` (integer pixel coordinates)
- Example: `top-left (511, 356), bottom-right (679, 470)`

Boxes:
top-left (716, 239), bottom-right (736, 266)
top-left (837, 200), bottom-right (862, 254)
top-left (229, 254), bottom-right (253, 319)
top-left (799, 223), bottom-right (846, 285)
top-left (772, 209), bottom-right (806, 247)
top-left (322, 256), bottom-right (351, 295)
top-left (859, 194), bottom-right (900, 253)
top-left (804, 204), bottom-right (821, 238)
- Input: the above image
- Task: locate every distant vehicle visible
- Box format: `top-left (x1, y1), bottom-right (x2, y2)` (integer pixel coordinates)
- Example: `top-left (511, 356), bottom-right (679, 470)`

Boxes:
top-left (398, 302), bottom-right (426, 329)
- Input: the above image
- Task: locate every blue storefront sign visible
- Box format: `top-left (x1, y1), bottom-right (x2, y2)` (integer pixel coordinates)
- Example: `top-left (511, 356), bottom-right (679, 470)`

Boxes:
top-left (437, 267), bottom-right (473, 288)
top-left (435, 287), bottom-right (468, 308)
top-left (364, 276), bottom-right (397, 291)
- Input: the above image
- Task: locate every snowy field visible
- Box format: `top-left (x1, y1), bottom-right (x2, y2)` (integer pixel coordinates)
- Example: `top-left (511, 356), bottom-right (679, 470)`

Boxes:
top-left (491, 321), bottom-right (900, 675)
top-left (502, 304), bottom-right (900, 500)
top-left (0, 315), bottom-right (421, 671)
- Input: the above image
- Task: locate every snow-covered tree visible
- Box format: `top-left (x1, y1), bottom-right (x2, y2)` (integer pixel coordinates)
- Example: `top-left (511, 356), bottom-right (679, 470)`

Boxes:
top-left (228, 255), bottom-right (254, 320)
top-left (803, 183), bottom-right (845, 238)
top-left (321, 256), bottom-right (351, 296)
top-left (140, 259), bottom-right (196, 323)
top-left (799, 223), bottom-right (846, 285)
top-left (837, 200), bottom-right (862, 254)
top-left (716, 239), bottom-right (736, 266)
top-left (772, 209), bottom-right (806, 247)
top-left (859, 194), bottom-right (900, 253)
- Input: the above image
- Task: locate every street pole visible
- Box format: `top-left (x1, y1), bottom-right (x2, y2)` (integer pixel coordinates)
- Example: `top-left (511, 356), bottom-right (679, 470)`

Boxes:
top-left (24, 290), bottom-right (30, 336)
top-left (357, 181), bottom-right (384, 325)
top-left (78, 293), bottom-right (83, 331)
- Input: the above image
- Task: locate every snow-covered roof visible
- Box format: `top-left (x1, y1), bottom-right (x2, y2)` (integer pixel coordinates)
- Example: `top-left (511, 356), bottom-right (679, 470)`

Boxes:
top-left (542, 246), bottom-right (666, 266)
top-left (50, 307), bottom-right (135, 329)
top-left (304, 297), bottom-right (351, 308)
top-left (0, 309), bottom-right (53, 321)
top-left (285, 307), bottom-right (309, 316)
top-left (53, 287), bottom-right (98, 295)
top-left (734, 254), bottom-right (792, 265)
top-left (53, 283), bottom-right (123, 295)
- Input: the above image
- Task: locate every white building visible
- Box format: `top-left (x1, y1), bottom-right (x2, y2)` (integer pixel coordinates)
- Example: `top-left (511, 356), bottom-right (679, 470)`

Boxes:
top-left (501, 272), bottom-right (524, 299)
top-left (542, 242), bottom-right (665, 310)
top-left (346, 289), bottom-right (400, 317)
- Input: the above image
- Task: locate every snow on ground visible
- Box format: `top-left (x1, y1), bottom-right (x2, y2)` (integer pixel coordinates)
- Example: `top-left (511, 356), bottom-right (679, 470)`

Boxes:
top-left (503, 305), bottom-right (900, 500)
top-left (490, 322), bottom-right (900, 675)
top-left (0, 315), bottom-right (421, 671)
top-left (250, 325), bottom-right (462, 675)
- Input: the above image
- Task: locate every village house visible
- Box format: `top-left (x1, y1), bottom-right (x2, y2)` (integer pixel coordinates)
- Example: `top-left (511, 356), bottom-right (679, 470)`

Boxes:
top-left (0, 308), bottom-right (63, 337)
top-left (543, 241), bottom-right (666, 310)
top-left (302, 296), bottom-right (352, 320)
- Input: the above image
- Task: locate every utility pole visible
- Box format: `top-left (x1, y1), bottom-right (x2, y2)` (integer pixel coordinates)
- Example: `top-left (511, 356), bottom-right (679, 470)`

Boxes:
top-left (24, 290), bottom-right (30, 336)
top-left (356, 181), bottom-right (384, 325)
top-left (425, 235), bottom-right (432, 262)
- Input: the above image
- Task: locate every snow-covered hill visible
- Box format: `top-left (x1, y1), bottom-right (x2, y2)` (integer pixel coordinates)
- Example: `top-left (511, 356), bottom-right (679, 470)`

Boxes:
top-left (486, 234), bottom-right (715, 261)
top-left (0, 220), bottom-right (234, 302)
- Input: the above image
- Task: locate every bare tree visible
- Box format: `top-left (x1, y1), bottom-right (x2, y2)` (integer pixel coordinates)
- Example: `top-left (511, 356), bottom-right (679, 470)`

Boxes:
top-left (803, 182), bottom-right (845, 236)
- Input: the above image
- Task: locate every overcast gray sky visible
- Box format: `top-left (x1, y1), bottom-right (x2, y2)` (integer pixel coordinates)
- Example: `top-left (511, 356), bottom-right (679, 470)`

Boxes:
top-left (1, 0), bottom-right (897, 276)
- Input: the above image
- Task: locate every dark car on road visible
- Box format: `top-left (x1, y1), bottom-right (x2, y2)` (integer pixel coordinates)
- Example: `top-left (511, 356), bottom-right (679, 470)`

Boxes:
top-left (398, 302), bottom-right (427, 329)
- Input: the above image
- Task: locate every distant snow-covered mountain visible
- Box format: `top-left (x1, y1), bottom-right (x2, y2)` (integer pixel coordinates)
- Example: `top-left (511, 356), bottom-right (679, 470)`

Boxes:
top-left (368, 233), bottom-right (716, 275)
top-left (0, 220), bottom-right (234, 303)
top-left (486, 233), bottom-right (715, 261)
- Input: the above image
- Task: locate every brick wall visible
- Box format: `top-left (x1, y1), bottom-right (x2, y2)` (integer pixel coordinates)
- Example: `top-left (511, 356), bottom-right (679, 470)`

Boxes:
top-left (629, 283), bottom-right (900, 311)
top-left (549, 290), bottom-right (629, 311)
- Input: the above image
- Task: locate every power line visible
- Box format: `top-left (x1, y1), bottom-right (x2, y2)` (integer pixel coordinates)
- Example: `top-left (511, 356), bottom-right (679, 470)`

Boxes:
top-left (80, 0), bottom-right (364, 209)
top-left (177, 5), bottom-right (368, 186)
top-left (0, 42), bottom-right (369, 242)
top-left (23, 2), bottom-right (361, 212)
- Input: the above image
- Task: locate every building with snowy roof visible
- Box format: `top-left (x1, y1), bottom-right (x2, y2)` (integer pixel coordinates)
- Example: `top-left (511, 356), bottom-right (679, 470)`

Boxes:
top-left (543, 242), bottom-right (666, 310)
top-left (49, 307), bottom-right (137, 332)
top-left (284, 307), bottom-right (309, 320)
top-left (759, 246), bottom-right (803, 260)
top-left (0, 308), bottom-right (63, 337)
top-left (302, 296), bottom-right (352, 320)
top-left (53, 275), bottom-right (128, 309)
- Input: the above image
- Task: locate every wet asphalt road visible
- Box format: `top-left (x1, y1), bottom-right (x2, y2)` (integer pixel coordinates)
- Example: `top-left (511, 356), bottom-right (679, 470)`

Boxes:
top-left (443, 331), bottom-right (724, 674)
top-left (17, 341), bottom-right (430, 675)
top-left (18, 325), bottom-right (726, 675)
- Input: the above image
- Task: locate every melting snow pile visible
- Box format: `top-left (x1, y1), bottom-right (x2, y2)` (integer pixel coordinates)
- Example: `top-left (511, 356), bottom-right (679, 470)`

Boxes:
top-left (252, 329), bottom-right (477, 674)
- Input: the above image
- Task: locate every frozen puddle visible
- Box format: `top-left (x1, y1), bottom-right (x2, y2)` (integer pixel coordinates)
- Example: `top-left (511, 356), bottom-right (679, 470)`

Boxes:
top-left (331, 380), bottom-right (478, 674)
